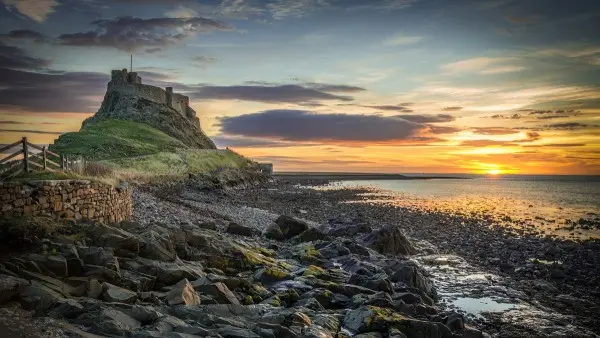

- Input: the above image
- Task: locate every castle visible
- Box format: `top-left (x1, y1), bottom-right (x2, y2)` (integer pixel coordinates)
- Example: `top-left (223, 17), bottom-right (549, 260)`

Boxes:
top-left (108, 69), bottom-right (200, 128)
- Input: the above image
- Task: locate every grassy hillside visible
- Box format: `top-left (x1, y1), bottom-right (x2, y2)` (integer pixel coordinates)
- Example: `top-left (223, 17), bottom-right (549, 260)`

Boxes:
top-left (47, 119), bottom-right (256, 184)
top-left (50, 119), bottom-right (188, 160)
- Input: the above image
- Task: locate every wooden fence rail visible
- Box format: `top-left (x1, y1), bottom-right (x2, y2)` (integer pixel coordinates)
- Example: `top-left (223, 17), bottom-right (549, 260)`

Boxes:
top-left (0, 137), bottom-right (84, 181)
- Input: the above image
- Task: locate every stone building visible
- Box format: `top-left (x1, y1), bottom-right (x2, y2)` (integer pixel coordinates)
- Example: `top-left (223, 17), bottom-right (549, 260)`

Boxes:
top-left (109, 69), bottom-right (201, 128)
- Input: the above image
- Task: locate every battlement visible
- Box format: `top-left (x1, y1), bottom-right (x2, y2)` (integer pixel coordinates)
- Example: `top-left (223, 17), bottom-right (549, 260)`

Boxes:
top-left (108, 69), bottom-right (198, 128)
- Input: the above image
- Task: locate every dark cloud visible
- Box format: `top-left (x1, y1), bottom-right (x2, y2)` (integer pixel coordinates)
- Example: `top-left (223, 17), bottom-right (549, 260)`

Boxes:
top-left (0, 129), bottom-right (63, 135)
top-left (488, 114), bottom-right (522, 119)
top-left (427, 125), bottom-right (462, 134)
top-left (535, 115), bottom-right (570, 120)
top-left (303, 83), bottom-right (366, 93)
top-left (363, 105), bottom-right (411, 112)
top-left (459, 140), bottom-right (517, 147)
top-left (442, 106), bottom-right (463, 111)
top-left (0, 67), bottom-right (108, 112)
top-left (545, 122), bottom-right (591, 130)
top-left (395, 114), bottom-right (455, 123)
top-left (211, 135), bottom-right (294, 148)
top-left (0, 121), bottom-right (25, 124)
top-left (145, 47), bottom-right (162, 53)
top-left (2, 29), bottom-right (47, 42)
top-left (523, 143), bottom-right (586, 148)
top-left (192, 84), bottom-right (355, 103)
top-left (57, 16), bottom-right (233, 51)
top-left (217, 109), bottom-right (425, 142)
top-left (472, 127), bottom-right (519, 135)
top-left (0, 42), bottom-right (49, 70)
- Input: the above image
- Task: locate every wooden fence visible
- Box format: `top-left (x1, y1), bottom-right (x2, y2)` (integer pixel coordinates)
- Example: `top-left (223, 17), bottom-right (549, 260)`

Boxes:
top-left (0, 137), bottom-right (84, 180)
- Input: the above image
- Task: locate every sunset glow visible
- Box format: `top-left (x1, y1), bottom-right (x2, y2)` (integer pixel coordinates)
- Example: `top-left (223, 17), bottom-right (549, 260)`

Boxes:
top-left (1, 0), bottom-right (599, 174)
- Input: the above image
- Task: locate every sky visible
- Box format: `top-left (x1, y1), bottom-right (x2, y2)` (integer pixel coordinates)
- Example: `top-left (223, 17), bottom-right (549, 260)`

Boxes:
top-left (1, 0), bottom-right (600, 175)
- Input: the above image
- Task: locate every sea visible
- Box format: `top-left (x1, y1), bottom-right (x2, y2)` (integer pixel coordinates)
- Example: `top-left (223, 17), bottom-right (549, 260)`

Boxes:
top-left (324, 174), bottom-right (600, 240)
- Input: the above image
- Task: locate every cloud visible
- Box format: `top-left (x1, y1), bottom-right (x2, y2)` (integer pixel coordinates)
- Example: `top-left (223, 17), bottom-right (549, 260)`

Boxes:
top-left (488, 114), bottom-right (523, 119)
top-left (506, 15), bottom-right (541, 25)
top-left (441, 57), bottom-right (525, 75)
top-left (347, 0), bottom-right (418, 11)
top-left (2, 29), bottom-right (46, 42)
top-left (0, 67), bottom-right (108, 112)
top-left (0, 41), bottom-right (50, 70)
top-left (479, 65), bottom-right (526, 74)
top-left (57, 16), bottom-right (233, 51)
top-left (3, 0), bottom-right (58, 22)
top-left (216, 109), bottom-right (425, 143)
top-left (192, 84), bottom-right (356, 104)
top-left (442, 106), bottom-right (463, 111)
top-left (165, 5), bottom-right (198, 18)
top-left (266, 0), bottom-right (330, 20)
top-left (427, 125), bottom-right (462, 134)
top-left (383, 33), bottom-right (423, 46)
top-left (212, 135), bottom-right (294, 148)
top-left (303, 82), bottom-right (366, 93)
top-left (472, 127), bottom-right (519, 135)
top-left (395, 114), bottom-right (455, 123)
top-left (545, 122), bottom-right (590, 130)
top-left (459, 140), bottom-right (517, 147)
top-left (359, 104), bottom-right (412, 112)
top-left (0, 129), bottom-right (62, 134)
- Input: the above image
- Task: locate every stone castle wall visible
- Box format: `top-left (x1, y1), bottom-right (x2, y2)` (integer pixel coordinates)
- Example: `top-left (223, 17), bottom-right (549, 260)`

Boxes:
top-left (0, 180), bottom-right (132, 223)
top-left (109, 69), bottom-right (197, 122)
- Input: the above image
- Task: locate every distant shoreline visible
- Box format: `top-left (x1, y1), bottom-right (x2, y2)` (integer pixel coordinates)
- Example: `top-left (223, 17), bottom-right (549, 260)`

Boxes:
top-left (272, 172), bottom-right (469, 180)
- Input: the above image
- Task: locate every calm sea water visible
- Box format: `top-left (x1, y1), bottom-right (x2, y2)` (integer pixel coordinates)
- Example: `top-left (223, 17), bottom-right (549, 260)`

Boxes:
top-left (326, 175), bottom-right (600, 239)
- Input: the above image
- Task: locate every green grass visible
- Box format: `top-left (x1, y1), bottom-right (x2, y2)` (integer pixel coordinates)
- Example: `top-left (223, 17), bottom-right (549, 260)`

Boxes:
top-left (50, 119), bottom-right (188, 160)
top-left (15, 119), bottom-right (257, 184)
top-left (102, 149), bottom-right (254, 181)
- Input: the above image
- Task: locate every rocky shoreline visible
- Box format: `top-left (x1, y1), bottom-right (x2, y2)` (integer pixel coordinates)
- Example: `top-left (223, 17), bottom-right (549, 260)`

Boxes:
top-left (0, 177), bottom-right (597, 337)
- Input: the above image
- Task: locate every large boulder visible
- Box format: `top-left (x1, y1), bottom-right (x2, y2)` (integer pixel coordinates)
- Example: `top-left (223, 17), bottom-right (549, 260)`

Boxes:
top-left (275, 216), bottom-right (309, 239)
top-left (139, 230), bottom-right (177, 262)
top-left (264, 223), bottom-right (285, 241)
top-left (165, 278), bottom-right (201, 306)
top-left (74, 306), bottom-right (141, 336)
top-left (0, 274), bottom-right (28, 305)
top-left (102, 283), bottom-right (138, 304)
top-left (343, 306), bottom-right (452, 337)
top-left (192, 281), bottom-right (240, 305)
top-left (361, 227), bottom-right (416, 256)
top-left (226, 222), bottom-right (255, 237)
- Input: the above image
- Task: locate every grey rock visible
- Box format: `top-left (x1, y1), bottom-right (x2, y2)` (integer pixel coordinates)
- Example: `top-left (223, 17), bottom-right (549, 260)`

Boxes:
top-left (193, 280), bottom-right (240, 305)
top-left (0, 274), bottom-right (28, 305)
top-left (102, 282), bottom-right (138, 304)
top-left (264, 223), bottom-right (285, 241)
top-left (301, 324), bottom-right (334, 338)
top-left (74, 307), bottom-right (141, 336)
top-left (87, 279), bottom-right (103, 299)
top-left (276, 215), bottom-right (309, 239)
top-left (227, 222), bottom-right (256, 237)
top-left (165, 278), bottom-right (200, 306)
top-left (361, 226), bottom-right (416, 256)
top-left (139, 230), bottom-right (177, 262)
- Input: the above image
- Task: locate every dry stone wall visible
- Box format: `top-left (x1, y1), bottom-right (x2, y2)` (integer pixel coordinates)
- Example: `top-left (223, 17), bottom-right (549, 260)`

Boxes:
top-left (0, 180), bottom-right (131, 223)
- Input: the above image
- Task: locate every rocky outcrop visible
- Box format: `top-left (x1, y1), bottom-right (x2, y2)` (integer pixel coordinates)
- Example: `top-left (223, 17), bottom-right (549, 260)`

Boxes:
top-left (0, 190), bottom-right (491, 338)
top-left (83, 89), bottom-right (215, 149)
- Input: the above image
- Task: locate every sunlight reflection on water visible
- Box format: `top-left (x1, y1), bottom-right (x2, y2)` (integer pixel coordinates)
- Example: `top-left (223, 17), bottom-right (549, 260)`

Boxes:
top-left (318, 177), bottom-right (600, 239)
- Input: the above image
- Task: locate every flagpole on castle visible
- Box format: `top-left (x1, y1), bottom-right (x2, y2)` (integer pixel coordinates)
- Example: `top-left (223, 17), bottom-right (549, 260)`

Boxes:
top-left (130, 54), bottom-right (133, 72)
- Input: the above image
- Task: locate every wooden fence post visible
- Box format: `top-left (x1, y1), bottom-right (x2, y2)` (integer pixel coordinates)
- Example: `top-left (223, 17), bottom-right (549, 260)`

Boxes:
top-left (22, 137), bottom-right (29, 173)
top-left (60, 154), bottom-right (65, 170)
top-left (42, 146), bottom-right (47, 171)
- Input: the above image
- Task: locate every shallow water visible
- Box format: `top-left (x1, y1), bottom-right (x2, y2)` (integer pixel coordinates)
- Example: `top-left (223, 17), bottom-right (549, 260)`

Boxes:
top-left (324, 176), bottom-right (600, 239)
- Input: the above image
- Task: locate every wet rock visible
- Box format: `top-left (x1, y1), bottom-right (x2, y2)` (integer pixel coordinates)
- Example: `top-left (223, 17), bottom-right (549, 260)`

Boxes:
top-left (295, 227), bottom-right (327, 243)
top-left (343, 306), bottom-right (451, 337)
top-left (74, 306), bottom-right (141, 336)
top-left (0, 274), bottom-right (28, 304)
top-left (264, 223), bottom-right (285, 241)
top-left (192, 280), bottom-right (240, 305)
top-left (102, 282), bottom-right (138, 304)
top-left (444, 312), bottom-right (464, 331)
top-left (77, 246), bottom-right (116, 266)
top-left (227, 222), bottom-right (256, 237)
top-left (276, 215), bottom-right (309, 239)
top-left (285, 311), bottom-right (312, 327)
top-left (349, 273), bottom-right (393, 293)
top-left (361, 227), bottom-right (416, 256)
top-left (122, 257), bottom-right (204, 287)
top-left (43, 255), bottom-right (68, 278)
top-left (387, 261), bottom-right (435, 299)
top-left (302, 324), bottom-right (334, 338)
top-left (165, 278), bottom-right (200, 306)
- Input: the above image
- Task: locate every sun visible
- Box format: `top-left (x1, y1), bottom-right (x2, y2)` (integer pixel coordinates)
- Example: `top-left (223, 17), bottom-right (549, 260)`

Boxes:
top-left (487, 169), bottom-right (501, 175)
